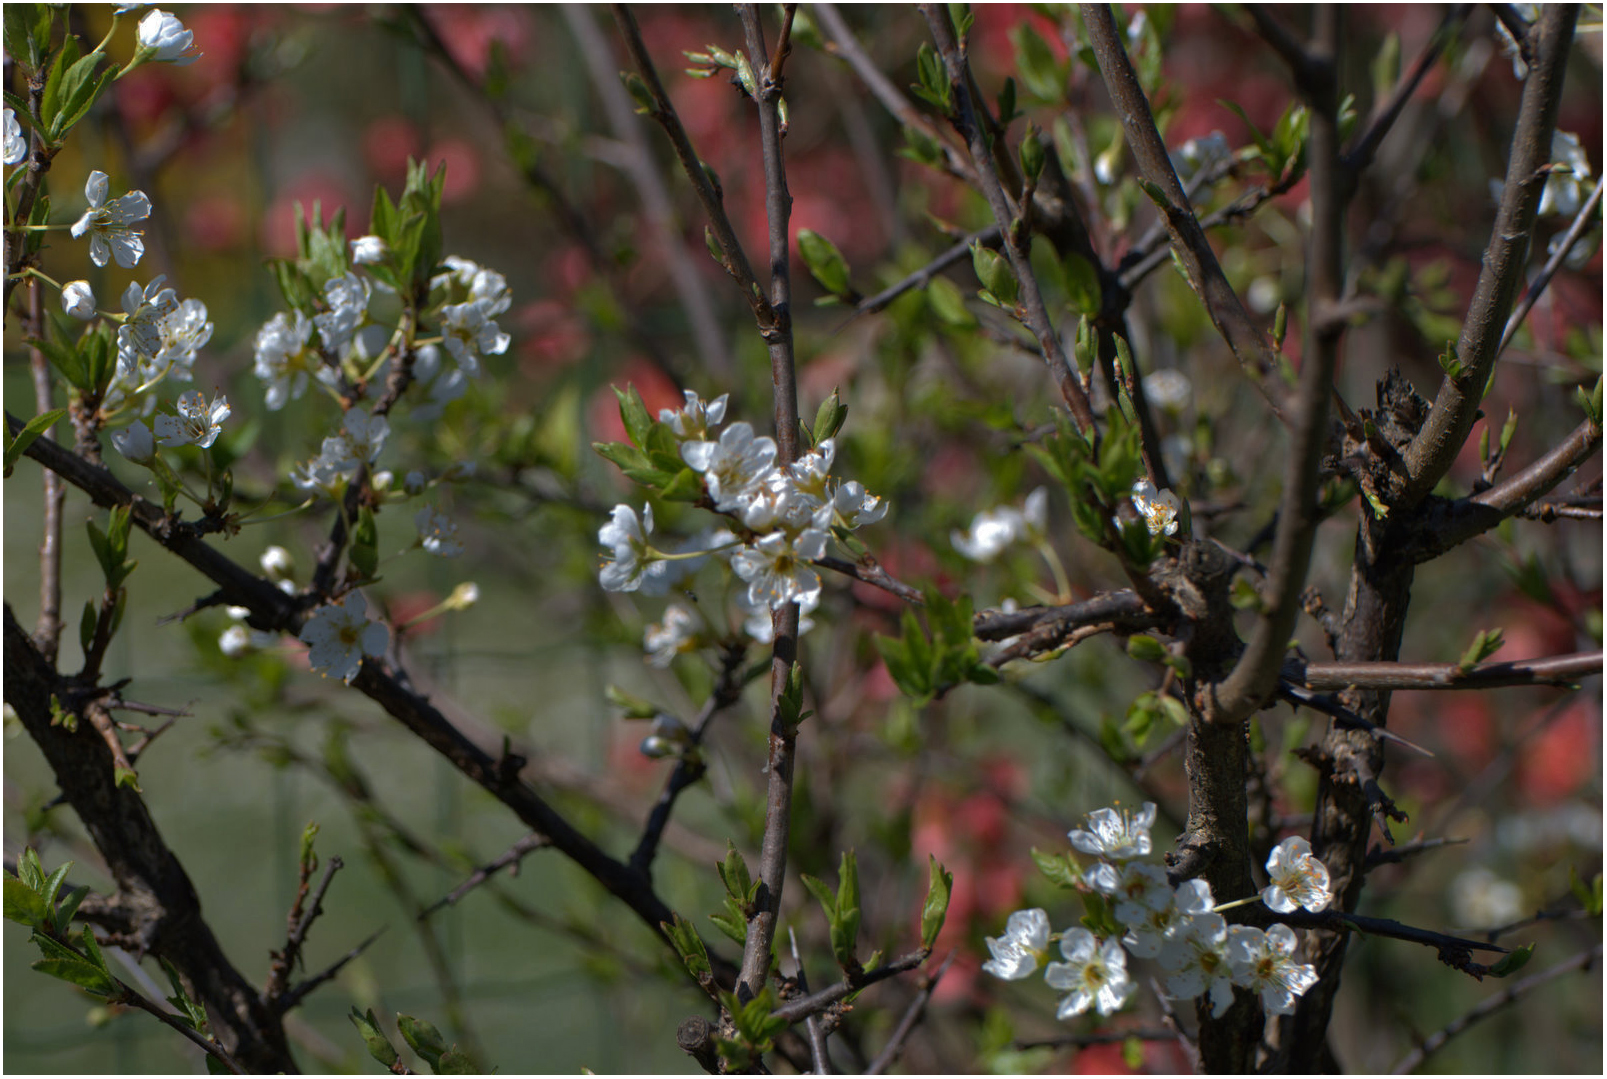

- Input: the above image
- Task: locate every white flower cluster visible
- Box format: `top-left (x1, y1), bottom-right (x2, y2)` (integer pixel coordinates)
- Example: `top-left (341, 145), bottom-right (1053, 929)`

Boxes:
top-left (984, 804), bottom-right (1329, 1021)
top-left (952, 487), bottom-right (1047, 562)
top-left (106, 276), bottom-right (214, 413)
top-left (598, 390), bottom-right (887, 651)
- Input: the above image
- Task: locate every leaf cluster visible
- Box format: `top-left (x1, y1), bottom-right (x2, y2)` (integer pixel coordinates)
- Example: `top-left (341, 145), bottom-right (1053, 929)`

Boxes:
top-left (873, 587), bottom-right (999, 705)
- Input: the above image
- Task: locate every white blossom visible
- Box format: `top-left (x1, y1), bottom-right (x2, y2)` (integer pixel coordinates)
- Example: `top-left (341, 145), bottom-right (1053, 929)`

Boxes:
top-left (731, 527), bottom-right (827, 610)
top-left (659, 390), bottom-right (729, 440)
top-left (415, 504), bottom-right (464, 557)
top-left (821, 481), bottom-right (880, 533)
top-left (111, 420), bottom-right (155, 463)
top-left (598, 503), bottom-right (671, 594)
top-left (61, 280), bottom-right (96, 320)
top-left (137, 9), bottom-right (201, 64)
top-left (219, 624), bottom-right (253, 657)
top-left (1539, 130), bottom-right (1593, 218)
top-left (439, 299), bottom-right (510, 376)
top-left (1130, 479), bottom-right (1181, 537)
top-left (114, 277), bottom-right (211, 393)
top-left (981, 908), bottom-right (1051, 981)
top-left (71, 171), bottom-right (151, 268)
top-left (681, 422), bottom-right (778, 513)
top-left (1161, 911), bottom-right (1237, 1018)
top-left (1044, 929), bottom-right (1136, 1018)
top-left (1144, 369), bottom-right (1192, 411)
top-left (952, 505), bottom-right (1024, 562)
top-left (1226, 923), bottom-right (1317, 1017)
top-left (644, 603), bottom-right (700, 667)
top-left (253, 311), bottom-right (319, 410)
top-left (1262, 836), bottom-right (1333, 914)
top-left (300, 591), bottom-right (388, 683)
top-left (4, 109), bottom-right (27, 167)
top-left (740, 587), bottom-right (819, 643)
top-left (351, 235), bottom-right (388, 264)
top-left (314, 272), bottom-right (372, 353)
top-left (320, 408), bottom-right (389, 473)
top-left (153, 390), bottom-right (229, 449)
top-left (1069, 802), bottom-right (1157, 862)
top-left (260, 546), bottom-right (294, 582)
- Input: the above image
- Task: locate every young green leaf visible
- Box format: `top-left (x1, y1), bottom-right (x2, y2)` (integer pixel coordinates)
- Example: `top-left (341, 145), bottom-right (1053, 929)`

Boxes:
top-left (921, 855), bottom-right (953, 951)
top-left (1487, 941), bottom-right (1534, 978)
top-left (797, 229), bottom-right (852, 298)
top-left (4, 408), bottom-right (66, 476)
top-left (349, 1007), bottom-right (399, 1068)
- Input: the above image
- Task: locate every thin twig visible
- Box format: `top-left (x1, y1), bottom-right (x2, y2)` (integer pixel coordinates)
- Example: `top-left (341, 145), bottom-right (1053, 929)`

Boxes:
top-left (1399, 4), bottom-right (1578, 505)
top-left (265, 855), bottom-right (345, 1005)
top-left (919, 4), bottom-right (1097, 435)
top-left (116, 983), bottom-right (247, 1074)
top-left (788, 928), bottom-right (833, 1074)
top-left (1296, 650), bottom-right (1600, 691)
top-left (28, 278), bottom-right (65, 664)
top-left (1203, 5), bottom-right (1343, 726)
top-left (864, 951), bottom-right (954, 1075)
top-left (275, 928), bottom-right (386, 1015)
top-left (1498, 176), bottom-right (1604, 358)
top-left (419, 834), bottom-right (552, 920)
top-left (846, 226), bottom-right (1000, 321)
top-left (1343, 6), bottom-right (1471, 181)
top-left (1081, 3), bottom-right (1287, 418)
top-left (1149, 976), bottom-right (1203, 1072)
top-left (1017, 1027), bottom-right (1180, 1051)
top-left (630, 642), bottom-right (748, 875)
top-left (1388, 945), bottom-right (1602, 1074)
top-left (563, 5), bottom-right (733, 378)
top-left (770, 949), bottom-right (930, 1023)
top-left (815, 555), bottom-right (925, 606)
top-left (613, 4), bottom-right (777, 333)
top-left (1365, 835), bottom-right (1467, 870)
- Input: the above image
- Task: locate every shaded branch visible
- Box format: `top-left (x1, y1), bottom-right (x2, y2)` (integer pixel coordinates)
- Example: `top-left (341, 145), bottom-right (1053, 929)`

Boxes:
top-left (919, 4), bottom-right (1097, 435)
top-left (1081, 3), bottom-right (1287, 417)
top-left (1343, 7), bottom-right (1470, 181)
top-left (275, 927), bottom-right (386, 1016)
top-left (1398, 4), bottom-right (1578, 505)
top-left (1499, 176), bottom-right (1605, 358)
top-left (815, 555), bottom-right (925, 606)
top-left (864, 951), bottom-right (953, 1075)
top-left (1295, 650), bottom-right (1600, 691)
top-left (1389, 945), bottom-right (1602, 1074)
top-left (847, 226), bottom-right (1000, 320)
top-left (613, 4), bottom-right (777, 333)
top-left (419, 834), bottom-right (551, 921)
top-left (770, 948), bottom-right (930, 1023)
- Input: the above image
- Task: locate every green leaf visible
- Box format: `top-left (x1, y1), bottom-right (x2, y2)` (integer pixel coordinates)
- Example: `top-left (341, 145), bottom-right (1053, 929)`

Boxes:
top-left (4, 876), bottom-right (49, 928)
top-left (349, 1007), bottom-right (399, 1068)
top-left (5, 408), bottom-right (65, 475)
top-left (1217, 99), bottom-right (1273, 162)
top-left (831, 850), bottom-right (861, 969)
top-left (926, 275), bottom-right (976, 327)
top-left (661, 914), bottom-right (712, 982)
top-left (613, 384), bottom-right (654, 449)
top-left (1008, 22), bottom-right (1063, 100)
top-left (708, 907), bottom-right (747, 945)
top-left (53, 884), bottom-right (89, 934)
top-left (801, 873), bottom-right (837, 919)
top-left (1456, 627), bottom-right (1504, 673)
top-left (1371, 32), bottom-right (1401, 105)
top-left (20, 848), bottom-right (45, 891)
top-left (1487, 941), bottom-right (1534, 978)
top-left (1126, 635), bottom-right (1167, 664)
top-left (436, 1049), bottom-right (477, 1074)
top-left (1574, 376), bottom-right (1603, 426)
top-left (718, 842), bottom-right (752, 906)
top-left (1438, 340), bottom-right (1462, 380)
top-left (1030, 847), bottom-right (1082, 890)
top-left (921, 855), bottom-right (953, 951)
top-left (348, 506), bottom-right (378, 579)
top-left (970, 243), bottom-right (1018, 306)
top-left (812, 389), bottom-right (848, 444)
top-left (797, 229), bottom-right (852, 297)
top-left (1062, 253), bottom-right (1101, 316)
top-left (50, 52), bottom-right (113, 140)
top-left (1122, 1035), bottom-right (1145, 1070)
top-left (398, 1014), bottom-right (448, 1071)
top-left (604, 685), bottom-right (659, 720)
top-left (40, 861), bottom-right (71, 913)
top-left (31, 956), bottom-right (118, 998)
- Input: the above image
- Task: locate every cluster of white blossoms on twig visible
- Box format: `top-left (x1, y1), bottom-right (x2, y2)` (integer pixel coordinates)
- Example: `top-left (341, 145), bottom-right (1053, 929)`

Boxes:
top-left (598, 390), bottom-right (887, 653)
top-left (952, 487), bottom-right (1048, 563)
top-left (984, 803), bottom-right (1329, 1021)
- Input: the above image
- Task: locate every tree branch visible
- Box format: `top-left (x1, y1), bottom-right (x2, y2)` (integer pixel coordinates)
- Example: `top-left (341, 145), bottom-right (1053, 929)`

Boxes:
top-left (1203, 7), bottom-right (1341, 725)
top-left (1499, 175), bottom-right (1605, 358)
top-left (613, 4), bottom-right (778, 334)
top-left (1398, 4), bottom-right (1579, 505)
top-left (864, 951), bottom-right (953, 1075)
top-left (769, 948), bottom-right (930, 1023)
top-left (919, 4), bottom-right (1097, 435)
top-left (1388, 945), bottom-right (1602, 1074)
top-left (1295, 650), bottom-right (1600, 691)
top-left (1081, 2), bottom-right (1288, 418)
